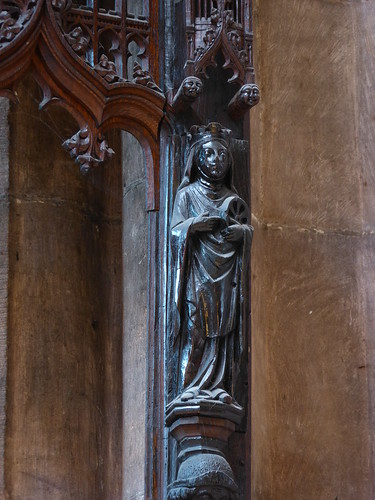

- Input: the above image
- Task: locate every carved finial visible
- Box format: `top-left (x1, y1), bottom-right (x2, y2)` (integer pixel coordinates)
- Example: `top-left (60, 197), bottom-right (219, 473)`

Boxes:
top-left (132, 62), bottom-right (162, 93)
top-left (228, 83), bottom-right (260, 119)
top-left (94, 54), bottom-right (125, 83)
top-left (171, 76), bottom-right (203, 114)
top-left (63, 127), bottom-right (114, 174)
top-left (64, 27), bottom-right (89, 56)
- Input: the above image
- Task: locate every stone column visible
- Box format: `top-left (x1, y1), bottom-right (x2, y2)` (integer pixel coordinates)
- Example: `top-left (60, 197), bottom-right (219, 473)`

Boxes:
top-left (250, 1), bottom-right (375, 498)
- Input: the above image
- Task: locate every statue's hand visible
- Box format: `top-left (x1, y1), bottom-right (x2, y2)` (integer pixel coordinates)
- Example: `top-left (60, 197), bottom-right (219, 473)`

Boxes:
top-left (191, 212), bottom-right (222, 233)
top-left (221, 223), bottom-right (244, 242)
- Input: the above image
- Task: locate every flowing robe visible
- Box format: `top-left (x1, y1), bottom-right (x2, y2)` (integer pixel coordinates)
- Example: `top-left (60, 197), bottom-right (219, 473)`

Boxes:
top-left (171, 179), bottom-right (252, 397)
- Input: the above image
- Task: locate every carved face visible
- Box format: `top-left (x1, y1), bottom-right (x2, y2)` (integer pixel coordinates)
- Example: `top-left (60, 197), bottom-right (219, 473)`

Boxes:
top-left (240, 84), bottom-right (260, 107)
top-left (99, 54), bottom-right (109, 67)
top-left (204, 28), bottom-right (216, 45)
top-left (198, 140), bottom-right (230, 180)
top-left (182, 77), bottom-right (202, 99)
top-left (228, 30), bottom-right (240, 48)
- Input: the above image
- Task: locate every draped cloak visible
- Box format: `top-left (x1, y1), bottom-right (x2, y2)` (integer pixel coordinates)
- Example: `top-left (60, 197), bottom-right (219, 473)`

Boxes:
top-left (170, 177), bottom-right (252, 398)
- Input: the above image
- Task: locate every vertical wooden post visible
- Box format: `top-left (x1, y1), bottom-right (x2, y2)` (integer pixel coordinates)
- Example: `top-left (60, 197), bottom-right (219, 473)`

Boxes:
top-left (0, 98), bottom-right (9, 500)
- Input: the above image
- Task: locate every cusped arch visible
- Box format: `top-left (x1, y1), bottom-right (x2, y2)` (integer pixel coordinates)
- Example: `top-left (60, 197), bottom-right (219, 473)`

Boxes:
top-left (0, 0), bottom-right (165, 210)
top-left (97, 27), bottom-right (122, 74)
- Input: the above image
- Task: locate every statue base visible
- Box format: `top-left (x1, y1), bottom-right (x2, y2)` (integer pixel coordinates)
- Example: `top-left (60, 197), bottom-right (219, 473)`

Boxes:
top-left (166, 398), bottom-right (243, 500)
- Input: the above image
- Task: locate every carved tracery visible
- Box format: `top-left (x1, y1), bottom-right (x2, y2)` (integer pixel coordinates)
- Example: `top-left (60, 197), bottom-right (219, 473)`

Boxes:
top-left (0, 0), bottom-right (165, 208)
top-left (185, 0), bottom-right (255, 85)
top-left (0, 0), bottom-right (37, 45)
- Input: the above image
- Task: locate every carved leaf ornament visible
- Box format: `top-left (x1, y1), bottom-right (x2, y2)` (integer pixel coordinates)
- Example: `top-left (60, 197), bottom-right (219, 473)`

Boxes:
top-left (62, 126), bottom-right (115, 174)
top-left (0, 0), bottom-right (165, 209)
top-left (0, 0), bottom-right (37, 46)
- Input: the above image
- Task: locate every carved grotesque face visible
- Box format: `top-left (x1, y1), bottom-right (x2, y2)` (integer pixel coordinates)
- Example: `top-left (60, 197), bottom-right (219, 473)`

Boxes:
top-left (241, 84), bottom-right (260, 107)
top-left (183, 77), bottom-right (203, 99)
top-left (198, 140), bottom-right (230, 180)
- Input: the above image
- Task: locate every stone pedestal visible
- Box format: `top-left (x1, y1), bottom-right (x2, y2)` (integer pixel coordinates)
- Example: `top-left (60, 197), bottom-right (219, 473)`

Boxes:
top-left (166, 400), bottom-right (243, 500)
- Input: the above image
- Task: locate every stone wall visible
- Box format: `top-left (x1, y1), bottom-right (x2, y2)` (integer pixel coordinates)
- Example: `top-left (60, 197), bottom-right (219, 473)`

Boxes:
top-left (250, 1), bottom-right (375, 498)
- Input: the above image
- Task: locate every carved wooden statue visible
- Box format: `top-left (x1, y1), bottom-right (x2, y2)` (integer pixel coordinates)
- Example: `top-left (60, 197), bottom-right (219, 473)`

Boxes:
top-left (167, 123), bottom-right (253, 499)
top-left (170, 122), bottom-right (253, 406)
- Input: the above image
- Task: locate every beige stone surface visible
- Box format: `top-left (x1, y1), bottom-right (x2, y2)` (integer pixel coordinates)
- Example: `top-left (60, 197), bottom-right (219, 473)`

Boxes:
top-left (251, 0), bottom-right (375, 498)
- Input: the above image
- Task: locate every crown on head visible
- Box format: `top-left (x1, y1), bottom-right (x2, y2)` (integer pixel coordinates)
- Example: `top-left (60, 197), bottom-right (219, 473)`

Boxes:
top-left (187, 122), bottom-right (232, 145)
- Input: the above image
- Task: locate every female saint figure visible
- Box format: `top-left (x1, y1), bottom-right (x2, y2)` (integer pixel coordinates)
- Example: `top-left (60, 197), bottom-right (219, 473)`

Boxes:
top-left (170, 123), bottom-right (253, 405)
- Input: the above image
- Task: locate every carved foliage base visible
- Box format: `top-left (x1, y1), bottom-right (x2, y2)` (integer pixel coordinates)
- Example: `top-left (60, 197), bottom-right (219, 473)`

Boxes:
top-left (167, 403), bottom-right (242, 500)
top-left (168, 457), bottom-right (238, 500)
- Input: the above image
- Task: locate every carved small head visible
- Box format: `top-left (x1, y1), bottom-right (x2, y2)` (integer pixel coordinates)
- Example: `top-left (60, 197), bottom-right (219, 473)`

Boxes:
top-left (99, 54), bottom-right (109, 68)
top-left (210, 8), bottom-right (220, 24)
top-left (133, 62), bottom-right (151, 85)
top-left (203, 28), bottom-right (216, 46)
top-left (71, 27), bottom-right (83, 38)
top-left (69, 27), bottom-right (89, 55)
top-left (240, 83), bottom-right (260, 107)
top-left (224, 9), bottom-right (234, 26)
top-left (182, 77), bottom-right (203, 100)
top-left (238, 49), bottom-right (249, 64)
top-left (227, 30), bottom-right (241, 48)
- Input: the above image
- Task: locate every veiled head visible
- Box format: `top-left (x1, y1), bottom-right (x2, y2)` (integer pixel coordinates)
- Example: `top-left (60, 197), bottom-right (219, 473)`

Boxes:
top-left (178, 123), bottom-right (234, 191)
top-left (197, 139), bottom-right (230, 181)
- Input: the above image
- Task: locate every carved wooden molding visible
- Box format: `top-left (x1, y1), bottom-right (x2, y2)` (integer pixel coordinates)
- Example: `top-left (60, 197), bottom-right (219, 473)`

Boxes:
top-left (0, 0), bottom-right (166, 210)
